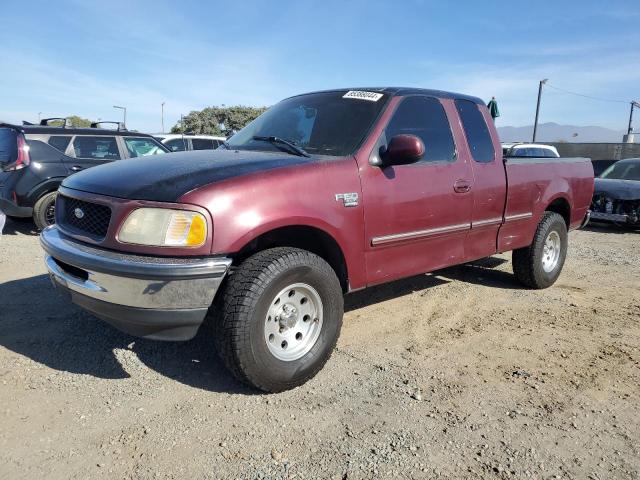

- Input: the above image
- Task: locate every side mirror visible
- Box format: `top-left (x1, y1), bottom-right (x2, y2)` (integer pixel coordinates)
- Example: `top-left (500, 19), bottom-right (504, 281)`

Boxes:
top-left (381, 134), bottom-right (425, 166)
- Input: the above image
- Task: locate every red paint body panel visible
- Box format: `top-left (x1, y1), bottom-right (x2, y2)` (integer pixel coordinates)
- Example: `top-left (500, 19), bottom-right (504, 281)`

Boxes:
top-left (355, 97), bottom-right (474, 286)
top-left (497, 159), bottom-right (594, 252)
top-left (58, 88), bottom-right (595, 294)
top-left (179, 158), bottom-right (369, 289)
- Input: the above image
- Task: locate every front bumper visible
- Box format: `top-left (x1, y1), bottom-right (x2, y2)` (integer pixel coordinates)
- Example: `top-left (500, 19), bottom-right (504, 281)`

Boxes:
top-left (590, 211), bottom-right (631, 223)
top-left (40, 227), bottom-right (232, 341)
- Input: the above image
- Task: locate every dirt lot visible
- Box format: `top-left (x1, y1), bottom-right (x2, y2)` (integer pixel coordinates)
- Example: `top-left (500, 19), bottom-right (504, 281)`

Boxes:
top-left (0, 218), bottom-right (638, 480)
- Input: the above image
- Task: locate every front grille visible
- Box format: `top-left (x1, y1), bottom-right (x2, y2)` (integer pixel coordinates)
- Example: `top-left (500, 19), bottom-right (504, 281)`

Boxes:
top-left (57, 195), bottom-right (112, 240)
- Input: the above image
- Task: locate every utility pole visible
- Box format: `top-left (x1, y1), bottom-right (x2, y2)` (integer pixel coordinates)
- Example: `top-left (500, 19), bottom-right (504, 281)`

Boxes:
top-left (113, 105), bottom-right (126, 127)
top-left (624, 101), bottom-right (639, 143)
top-left (532, 79), bottom-right (548, 143)
top-left (627, 101), bottom-right (639, 134)
top-left (161, 102), bottom-right (165, 133)
top-left (38, 112), bottom-right (42, 122)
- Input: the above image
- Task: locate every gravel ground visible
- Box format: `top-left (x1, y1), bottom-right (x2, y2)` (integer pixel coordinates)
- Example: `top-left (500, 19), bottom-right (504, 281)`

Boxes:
top-left (1, 218), bottom-right (639, 480)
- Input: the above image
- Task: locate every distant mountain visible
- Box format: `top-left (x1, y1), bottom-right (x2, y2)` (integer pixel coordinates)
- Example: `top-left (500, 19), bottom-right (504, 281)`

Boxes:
top-left (497, 122), bottom-right (634, 143)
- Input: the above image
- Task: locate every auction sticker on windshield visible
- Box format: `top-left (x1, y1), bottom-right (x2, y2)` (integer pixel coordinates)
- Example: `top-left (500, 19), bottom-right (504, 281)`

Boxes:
top-left (343, 91), bottom-right (384, 102)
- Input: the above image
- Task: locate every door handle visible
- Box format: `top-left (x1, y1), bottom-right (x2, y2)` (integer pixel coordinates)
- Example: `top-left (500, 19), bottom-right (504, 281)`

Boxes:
top-left (70, 165), bottom-right (83, 171)
top-left (453, 179), bottom-right (471, 193)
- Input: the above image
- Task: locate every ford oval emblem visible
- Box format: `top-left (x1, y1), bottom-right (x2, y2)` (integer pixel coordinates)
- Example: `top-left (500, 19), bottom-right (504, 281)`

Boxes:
top-left (74, 207), bottom-right (85, 219)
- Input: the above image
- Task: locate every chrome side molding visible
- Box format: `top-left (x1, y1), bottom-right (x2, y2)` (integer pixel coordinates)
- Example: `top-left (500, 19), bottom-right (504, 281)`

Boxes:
top-left (371, 223), bottom-right (470, 246)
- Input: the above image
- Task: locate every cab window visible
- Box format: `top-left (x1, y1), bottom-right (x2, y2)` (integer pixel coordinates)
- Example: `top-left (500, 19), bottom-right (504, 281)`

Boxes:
top-left (385, 96), bottom-right (456, 163)
top-left (455, 99), bottom-right (495, 163)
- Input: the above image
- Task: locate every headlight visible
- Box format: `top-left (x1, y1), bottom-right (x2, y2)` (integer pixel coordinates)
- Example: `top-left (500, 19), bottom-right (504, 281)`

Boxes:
top-left (118, 208), bottom-right (207, 247)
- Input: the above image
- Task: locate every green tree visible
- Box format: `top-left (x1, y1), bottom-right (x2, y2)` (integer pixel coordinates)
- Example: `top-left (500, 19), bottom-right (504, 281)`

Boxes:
top-left (47, 115), bottom-right (93, 127)
top-left (171, 105), bottom-right (268, 135)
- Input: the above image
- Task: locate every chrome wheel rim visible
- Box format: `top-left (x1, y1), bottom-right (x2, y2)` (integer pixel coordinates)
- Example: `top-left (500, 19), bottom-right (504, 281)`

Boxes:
top-left (264, 283), bottom-right (323, 362)
top-left (542, 230), bottom-right (561, 273)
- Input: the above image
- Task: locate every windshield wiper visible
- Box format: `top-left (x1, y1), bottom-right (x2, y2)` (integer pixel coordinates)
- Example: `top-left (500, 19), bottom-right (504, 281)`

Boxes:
top-left (252, 136), bottom-right (310, 157)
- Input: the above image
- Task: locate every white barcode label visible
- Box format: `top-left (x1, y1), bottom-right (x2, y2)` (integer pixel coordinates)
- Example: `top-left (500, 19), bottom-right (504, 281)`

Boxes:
top-left (342, 90), bottom-right (384, 102)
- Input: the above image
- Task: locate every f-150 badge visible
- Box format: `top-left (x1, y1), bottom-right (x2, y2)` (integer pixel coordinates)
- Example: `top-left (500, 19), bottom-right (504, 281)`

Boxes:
top-left (335, 193), bottom-right (359, 207)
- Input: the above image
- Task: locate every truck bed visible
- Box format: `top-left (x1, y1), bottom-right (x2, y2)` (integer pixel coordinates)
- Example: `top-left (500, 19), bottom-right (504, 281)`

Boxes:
top-left (498, 156), bottom-right (594, 252)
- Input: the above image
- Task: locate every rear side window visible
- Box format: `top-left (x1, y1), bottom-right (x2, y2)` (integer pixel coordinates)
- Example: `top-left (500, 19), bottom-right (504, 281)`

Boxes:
top-left (191, 138), bottom-right (215, 150)
top-left (48, 136), bottom-right (72, 153)
top-left (72, 136), bottom-right (120, 160)
top-left (124, 137), bottom-right (166, 157)
top-left (385, 96), bottom-right (456, 163)
top-left (455, 99), bottom-right (495, 163)
top-left (165, 138), bottom-right (186, 152)
top-left (0, 128), bottom-right (18, 163)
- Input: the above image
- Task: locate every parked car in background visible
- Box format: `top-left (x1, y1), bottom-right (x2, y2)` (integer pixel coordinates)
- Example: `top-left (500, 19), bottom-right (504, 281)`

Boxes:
top-left (40, 87), bottom-right (593, 392)
top-left (590, 158), bottom-right (640, 228)
top-left (502, 143), bottom-right (560, 158)
top-left (155, 134), bottom-right (226, 152)
top-left (0, 120), bottom-right (169, 229)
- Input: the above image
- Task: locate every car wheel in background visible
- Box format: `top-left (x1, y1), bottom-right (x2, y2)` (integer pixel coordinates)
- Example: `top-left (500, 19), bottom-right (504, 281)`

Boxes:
top-left (33, 191), bottom-right (58, 230)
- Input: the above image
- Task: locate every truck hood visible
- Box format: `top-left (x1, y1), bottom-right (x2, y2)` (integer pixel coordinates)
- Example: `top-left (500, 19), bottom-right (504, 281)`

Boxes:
top-left (594, 178), bottom-right (640, 200)
top-left (61, 149), bottom-right (311, 202)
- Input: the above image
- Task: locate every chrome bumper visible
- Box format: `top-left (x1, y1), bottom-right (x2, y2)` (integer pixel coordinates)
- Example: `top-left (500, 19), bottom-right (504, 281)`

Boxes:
top-left (40, 226), bottom-right (232, 340)
top-left (579, 210), bottom-right (591, 229)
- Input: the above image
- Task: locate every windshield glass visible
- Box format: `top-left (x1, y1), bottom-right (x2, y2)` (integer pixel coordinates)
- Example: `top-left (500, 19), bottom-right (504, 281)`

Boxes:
top-left (600, 160), bottom-right (640, 181)
top-left (227, 91), bottom-right (388, 156)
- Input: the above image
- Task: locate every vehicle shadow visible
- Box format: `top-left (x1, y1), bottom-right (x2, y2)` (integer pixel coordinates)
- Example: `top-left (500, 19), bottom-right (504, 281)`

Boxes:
top-left (435, 256), bottom-right (522, 290)
top-left (1, 217), bottom-right (38, 236)
top-left (0, 274), bottom-right (250, 394)
top-left (583, 222), bottom-right (640, 235)
top-left (0, 257), bottom-right (513, 393)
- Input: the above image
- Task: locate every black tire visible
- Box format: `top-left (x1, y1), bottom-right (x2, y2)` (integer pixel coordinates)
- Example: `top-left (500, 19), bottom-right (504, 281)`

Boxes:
top-left (214, 247), bottom-right (344, 392)
top-left (33, 191), bottom-right (58, 230)
top-left (512, 212), bottom-right (568, 289)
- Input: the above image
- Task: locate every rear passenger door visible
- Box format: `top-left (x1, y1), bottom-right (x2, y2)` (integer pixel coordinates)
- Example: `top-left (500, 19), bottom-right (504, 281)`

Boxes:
top-left (360, 95), bottom-right (474, 285)
top-left (67, 135), bottom-right (121, 172)
top-left (454, 99), bottom-right (506, 261)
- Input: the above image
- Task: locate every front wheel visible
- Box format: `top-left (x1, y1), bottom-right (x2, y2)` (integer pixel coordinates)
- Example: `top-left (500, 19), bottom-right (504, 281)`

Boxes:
top-left (33, 191), bottom-right (58, 230)
top-left (512, 212), bottom-right (568, 289)
top-left (214, 247), bottom-right (344, 392)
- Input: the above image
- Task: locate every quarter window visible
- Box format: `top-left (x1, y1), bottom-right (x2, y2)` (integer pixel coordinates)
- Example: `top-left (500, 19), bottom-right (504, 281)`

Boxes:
top-left (48, 136), bottom-right (72, 153)
top-left (72, 136), bottom-right (120, 160)
top-left (124, 137), bottom-right (166, 157)
top-left (455, 99), bottom-right (495, 163)
top-left (385, 96), bottom-right (456, 163)
top-left (165, 138), bottom-right (187, 152)
top-left (191, 138), bottom-right (215, 150)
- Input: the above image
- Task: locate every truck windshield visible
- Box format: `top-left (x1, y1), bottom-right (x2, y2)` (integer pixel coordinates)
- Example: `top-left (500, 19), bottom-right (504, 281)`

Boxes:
top-left (600, 161), bottom-right (640, 181)
top-left (226, 91), bottom-right (388, 157)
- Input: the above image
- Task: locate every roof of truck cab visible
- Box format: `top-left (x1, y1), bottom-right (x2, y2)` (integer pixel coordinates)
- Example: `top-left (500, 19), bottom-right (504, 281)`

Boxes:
top-left (287, 87), bottom-right (485, 105)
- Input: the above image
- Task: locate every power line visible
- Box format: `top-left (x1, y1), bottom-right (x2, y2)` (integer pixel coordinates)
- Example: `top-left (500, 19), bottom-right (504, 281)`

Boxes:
top-left (545, 83), bottom-right (629, 104)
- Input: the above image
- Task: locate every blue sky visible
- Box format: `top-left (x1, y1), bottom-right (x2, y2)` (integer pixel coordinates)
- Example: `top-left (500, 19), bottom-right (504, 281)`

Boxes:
top-left (1, 0), bottom-right (639, 132)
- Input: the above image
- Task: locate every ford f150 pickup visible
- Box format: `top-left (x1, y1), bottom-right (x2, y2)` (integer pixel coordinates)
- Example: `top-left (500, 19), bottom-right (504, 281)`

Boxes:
top-left (40, 88), bottom-right (594, 392)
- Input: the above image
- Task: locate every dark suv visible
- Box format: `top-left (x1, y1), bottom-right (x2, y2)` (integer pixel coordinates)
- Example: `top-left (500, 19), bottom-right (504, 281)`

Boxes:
top-left (0, 119), bottom-right (169, 229)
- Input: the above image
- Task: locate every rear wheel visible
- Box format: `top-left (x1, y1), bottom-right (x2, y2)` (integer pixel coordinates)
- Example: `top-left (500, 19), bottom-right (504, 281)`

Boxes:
top-left (214, 247), bottom-right (344, 392)
top-left (512, 212), bottom-right (567, 289)
top-left (33, 192), bottom-right (58, 230)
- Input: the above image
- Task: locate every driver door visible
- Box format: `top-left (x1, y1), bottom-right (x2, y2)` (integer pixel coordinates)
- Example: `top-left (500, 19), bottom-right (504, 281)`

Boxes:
top-left (359, 95), bottom-right (473, 286)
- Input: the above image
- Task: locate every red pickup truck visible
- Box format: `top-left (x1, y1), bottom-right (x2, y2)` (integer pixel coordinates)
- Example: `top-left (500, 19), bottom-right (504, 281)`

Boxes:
top-left (40, 88), bottom-right (594, 392)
